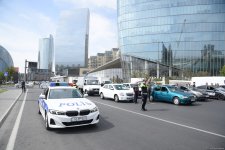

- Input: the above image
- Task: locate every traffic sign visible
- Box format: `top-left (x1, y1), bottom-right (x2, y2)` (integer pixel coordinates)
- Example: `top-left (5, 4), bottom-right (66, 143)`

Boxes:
top-left (4, 72), bottom-right (8, 77)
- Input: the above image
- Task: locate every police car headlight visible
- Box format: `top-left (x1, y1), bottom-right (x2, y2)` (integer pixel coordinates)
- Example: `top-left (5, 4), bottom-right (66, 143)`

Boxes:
top-left (90, 107), bottom-right (98, 113)
top-left (119, 93), bottom-right (125, 96)
top-left (49, 109), bottom-right (66, 115)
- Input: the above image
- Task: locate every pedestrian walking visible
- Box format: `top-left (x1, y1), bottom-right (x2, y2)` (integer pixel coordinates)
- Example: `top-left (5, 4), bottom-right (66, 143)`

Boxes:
top-left (133, 85), bottom-right (139, 103)
top-left (141, 81), bottom-right (148, 111)
top-left (21, 80), bottom-right (26, 92)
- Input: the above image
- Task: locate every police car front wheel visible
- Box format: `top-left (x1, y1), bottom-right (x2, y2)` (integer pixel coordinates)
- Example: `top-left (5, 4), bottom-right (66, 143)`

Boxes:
top-left (38, 103), bottom-right (41, 114)
top-left (45, 114), bottom-right (51, 130)
top-left (114, 95), bottom-right (119, 102)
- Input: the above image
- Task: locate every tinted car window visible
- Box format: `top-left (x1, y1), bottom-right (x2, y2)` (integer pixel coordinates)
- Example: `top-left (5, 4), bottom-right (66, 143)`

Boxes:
top-left (109, 85), bottom-right (114, 89)
top-left (197, 85), bottom-right (206, 89)
top-left (208, 86), bottom-right (215, 90)
top-left (123, 84), bottom-right (129, 87)
top-left (113, 85), bottom-right (128, 90)
top-left (154, 86), bottom-right (160, 91)
top-left (161, 87), bottom-right (167, 92)
top-left (180, 86), bottom-right (187, 90)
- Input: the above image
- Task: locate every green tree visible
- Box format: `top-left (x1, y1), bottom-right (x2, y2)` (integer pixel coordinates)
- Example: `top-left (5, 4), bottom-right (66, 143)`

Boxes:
top-left (5, 67), bottom-right (16, 81)
top-left (220, 65), bottom-right (225, 76)
top-left (0, 72), bottom-right (4, 82)
top-left (6, 67), bottom-right (15, 77)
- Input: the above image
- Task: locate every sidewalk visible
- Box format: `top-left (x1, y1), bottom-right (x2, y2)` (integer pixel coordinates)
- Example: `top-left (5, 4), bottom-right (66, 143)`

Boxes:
top-left (0, 89), bottom-right (22, 127)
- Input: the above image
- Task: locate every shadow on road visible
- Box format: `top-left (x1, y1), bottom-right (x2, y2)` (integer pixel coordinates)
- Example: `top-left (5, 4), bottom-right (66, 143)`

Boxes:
top-left (147, 108), bottom-right (169, 111)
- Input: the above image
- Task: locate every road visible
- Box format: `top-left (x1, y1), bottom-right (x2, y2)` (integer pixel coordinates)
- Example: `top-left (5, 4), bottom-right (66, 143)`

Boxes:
top-left (0, 87), bottom-right (225, 150)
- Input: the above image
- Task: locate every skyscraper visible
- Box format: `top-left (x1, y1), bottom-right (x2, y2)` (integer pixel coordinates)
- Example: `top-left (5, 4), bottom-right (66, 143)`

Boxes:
top-left (55, 8), bottom-right (90, 75)
top-left (38, 34), bottom-right (54, 73)
top-left (118, 0), bottom-right (225, 76)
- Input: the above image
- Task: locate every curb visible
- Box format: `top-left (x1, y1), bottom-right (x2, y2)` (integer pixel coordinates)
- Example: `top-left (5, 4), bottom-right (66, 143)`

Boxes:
top-left (0, 92), bottom-right (22, 128)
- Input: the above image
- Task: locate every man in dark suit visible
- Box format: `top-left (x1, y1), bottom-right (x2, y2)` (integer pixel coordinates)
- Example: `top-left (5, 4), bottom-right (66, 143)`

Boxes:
top-left (21, 81), bottom-right (26, 92)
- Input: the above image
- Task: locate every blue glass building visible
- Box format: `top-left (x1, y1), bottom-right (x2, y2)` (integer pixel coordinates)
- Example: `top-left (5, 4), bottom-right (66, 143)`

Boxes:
top-left (0, 45), bottom-right (14, 72)
top-left (38, 34), bottom-right (54, 73)
top-left (118, 0), bottom-right (225, 78)
top-left (55, 8), bottom-right (90, 75)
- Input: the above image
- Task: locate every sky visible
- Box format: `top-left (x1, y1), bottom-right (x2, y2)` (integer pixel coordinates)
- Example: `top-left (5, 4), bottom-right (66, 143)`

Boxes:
top-left (0, 0), bottom-right (118, 73)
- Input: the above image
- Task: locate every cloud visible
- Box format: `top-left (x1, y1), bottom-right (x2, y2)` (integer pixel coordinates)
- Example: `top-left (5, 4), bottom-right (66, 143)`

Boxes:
top-left (0, 7), bottom-right (57, 72)
top-left (0, 23), bottom-right (40, 71)
top-left (53, 0), bottom-right (116, 10)
top-left (0, 0), bottom-right (117, 73)
top-left (35, 13), bottom-right (56, 36)
top-left (17, 12), bottom-right (56, 37)
top-left (89, 13), bottom-right (118, 56)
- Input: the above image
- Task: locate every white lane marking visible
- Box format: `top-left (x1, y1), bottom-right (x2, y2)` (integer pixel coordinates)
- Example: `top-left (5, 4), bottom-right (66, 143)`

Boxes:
top-left (6, 90), bottom-right (28, 150)
top-left (94, 100), bottom-right (225, 139)
top-left (0, 92), bottom-right (22, 127)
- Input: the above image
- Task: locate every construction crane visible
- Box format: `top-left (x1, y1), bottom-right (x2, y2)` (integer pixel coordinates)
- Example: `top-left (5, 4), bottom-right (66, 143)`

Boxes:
top-left (174, 19), bottom-right (186, 59)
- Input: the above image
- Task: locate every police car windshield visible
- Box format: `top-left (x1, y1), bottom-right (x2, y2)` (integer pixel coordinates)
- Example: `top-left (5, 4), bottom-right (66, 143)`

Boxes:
top-left (48, 89), bottom-right (82, 99)
top-left (113, 85), bottom-right (128, 90)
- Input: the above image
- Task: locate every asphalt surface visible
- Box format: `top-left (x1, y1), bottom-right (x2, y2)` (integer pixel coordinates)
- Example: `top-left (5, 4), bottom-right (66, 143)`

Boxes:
top-left (0, 87), bottom-right (225, 150)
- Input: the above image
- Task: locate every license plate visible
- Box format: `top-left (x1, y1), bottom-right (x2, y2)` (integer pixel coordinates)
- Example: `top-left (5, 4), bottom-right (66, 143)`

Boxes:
top-left (209, 93), bottom-right (215, 96)
top-left (71, 116), bottom-right (87, 122)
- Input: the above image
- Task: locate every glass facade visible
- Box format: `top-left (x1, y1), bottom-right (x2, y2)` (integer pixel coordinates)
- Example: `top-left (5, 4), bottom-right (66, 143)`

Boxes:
top-left (55, 8), bottom-right (90, 75)
top-left (0, 45), bottom-right (14, 72)
top-left (118, 0), bottom-right (225, 78)
top-left (88, 68), bottom-right (123, 83)
top-left (38, 34), bottom-right (54, 73)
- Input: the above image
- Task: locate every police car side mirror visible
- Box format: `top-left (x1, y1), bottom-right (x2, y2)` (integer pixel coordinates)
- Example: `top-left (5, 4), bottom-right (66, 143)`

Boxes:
top-left (83, 94), bottom-right (88, 97)
top-left (39, 94), bottom-right (46, 99)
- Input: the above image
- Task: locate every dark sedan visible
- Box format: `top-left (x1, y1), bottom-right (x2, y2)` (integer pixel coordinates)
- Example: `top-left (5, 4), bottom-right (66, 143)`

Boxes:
top-left (176, 86), bottom-right (209, 101)
top-left (196, 85), bottom-right (225, 100)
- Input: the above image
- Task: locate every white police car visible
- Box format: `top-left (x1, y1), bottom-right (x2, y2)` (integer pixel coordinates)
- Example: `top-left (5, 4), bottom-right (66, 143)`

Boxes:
top-left (38, 82), bottom-right (99, 130)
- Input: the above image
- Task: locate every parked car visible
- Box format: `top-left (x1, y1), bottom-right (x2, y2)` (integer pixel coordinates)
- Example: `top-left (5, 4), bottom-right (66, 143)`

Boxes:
top-left (99, 84), bottom-right (134, 102)
top-left (15, 82), bottom-right (22, 88)
top-left (26, 82), bottom-right (34, 88)
top-left (219, 85), bottom-right (225, 89)
top-left (176, 86), bottom-right (209, 101)
top-left (151, 85), bottom-right (196, 105)
top-left (196, 85), bottom-right (225, 100)
top-left (122, 83), bottom-right (137, 94)
top-left (40, 82), bottom-right (49, 89)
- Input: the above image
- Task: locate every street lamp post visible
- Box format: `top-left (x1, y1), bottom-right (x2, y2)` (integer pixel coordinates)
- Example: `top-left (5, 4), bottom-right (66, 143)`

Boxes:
top-left (25, 59), bottom-right (27, 82)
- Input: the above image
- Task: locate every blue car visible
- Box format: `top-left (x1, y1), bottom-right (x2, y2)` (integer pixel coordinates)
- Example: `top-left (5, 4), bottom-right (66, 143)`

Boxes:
top-left (152, 85), bottom-right (196, 105)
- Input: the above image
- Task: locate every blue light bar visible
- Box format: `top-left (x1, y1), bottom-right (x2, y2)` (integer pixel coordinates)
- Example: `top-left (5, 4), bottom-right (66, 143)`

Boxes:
top-left (49, 82), bottom-right (69, 87)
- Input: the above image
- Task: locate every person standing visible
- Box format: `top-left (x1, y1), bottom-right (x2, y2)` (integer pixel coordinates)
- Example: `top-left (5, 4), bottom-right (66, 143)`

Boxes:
top-left (21, 80), bottom-right (26, 92)
top-left (133, 85), bottom-right (139, 103)
top-left (193, 82), bottom-right (196, 88)
top-left (141, 81), bottom-right (148, 111)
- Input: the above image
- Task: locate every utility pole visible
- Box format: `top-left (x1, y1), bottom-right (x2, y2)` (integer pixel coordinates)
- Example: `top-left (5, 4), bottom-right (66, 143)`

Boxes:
top-left (25, 59), bottom-right (27, 82)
